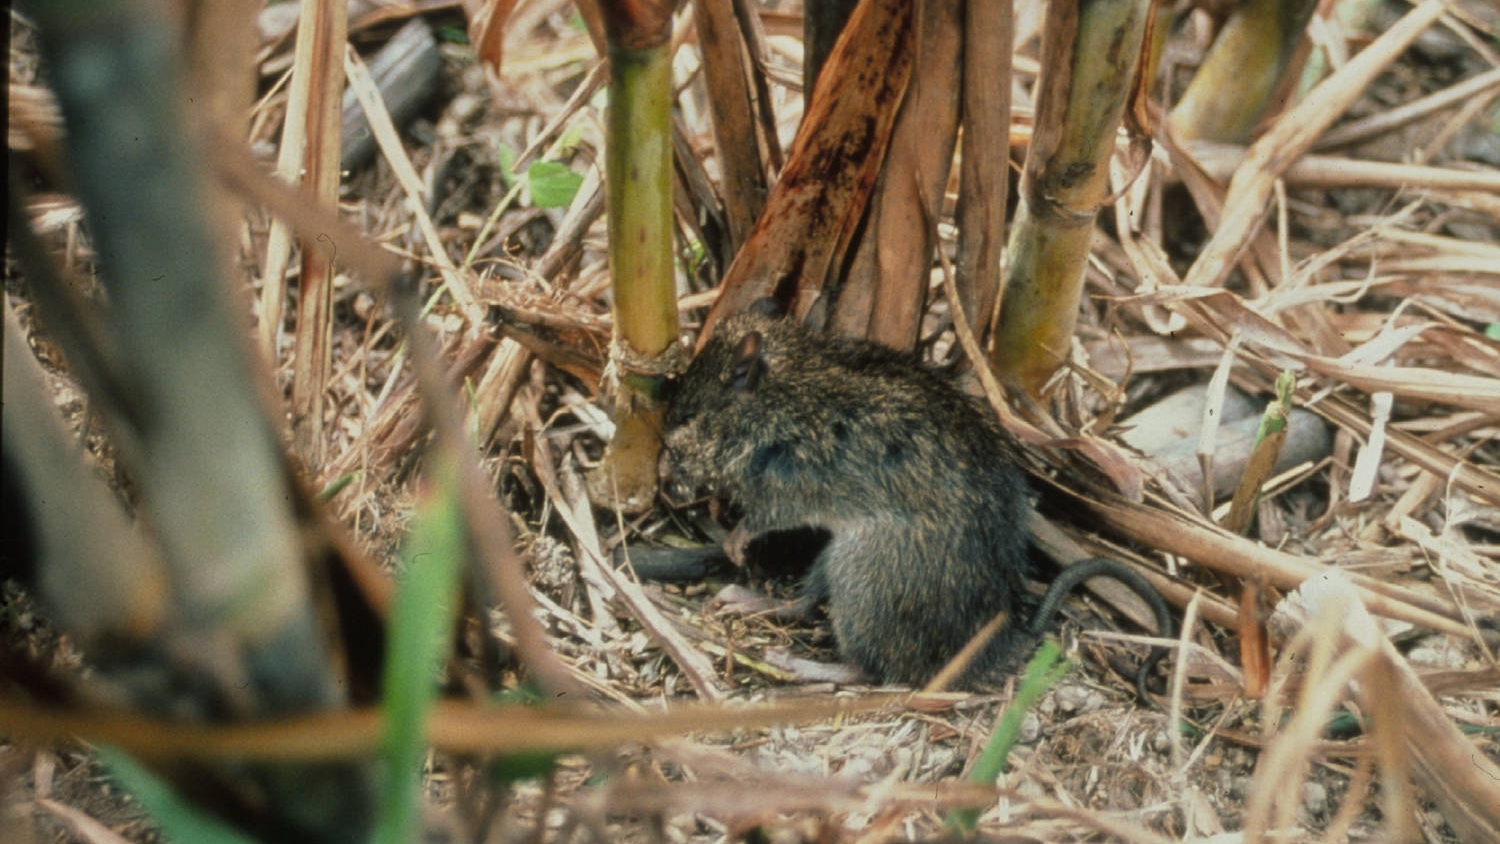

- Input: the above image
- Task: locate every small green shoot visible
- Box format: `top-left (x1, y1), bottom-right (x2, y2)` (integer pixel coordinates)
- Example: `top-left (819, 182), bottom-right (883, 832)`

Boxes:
top-left (1222, 370), bottom-right (1295, 534)
top-left (947, 640), bottom-right (1071, 832)
top-left (465, 141), bottom-right (584, 268)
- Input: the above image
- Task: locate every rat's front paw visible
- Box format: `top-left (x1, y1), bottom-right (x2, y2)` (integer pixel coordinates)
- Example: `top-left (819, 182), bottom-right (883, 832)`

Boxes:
top-left (708, 583), bottom-right (785, 616)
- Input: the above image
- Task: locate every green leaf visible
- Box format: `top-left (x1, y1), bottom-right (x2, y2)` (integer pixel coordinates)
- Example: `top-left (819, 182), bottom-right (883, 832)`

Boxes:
top-left (97, 748), bottom-right (260, 844)
top-left (317, 472), bottom-right (357, 502)
top-left (436, 25), bottom-right (470, 46)
top-left (487, 751), bottom-right (560, 785)
top-left (485, 685), bottom-right (561, 785)
top-left (554, 124), bottom-right (585, 156)
top-left (527, 161), bottom-right (584, 208)
top-left (496, 143), bottom-right (519, 188)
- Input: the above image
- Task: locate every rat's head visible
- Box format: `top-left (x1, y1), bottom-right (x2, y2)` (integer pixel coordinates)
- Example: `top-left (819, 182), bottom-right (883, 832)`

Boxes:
top-left (659, 300), bottom-right (788, 497)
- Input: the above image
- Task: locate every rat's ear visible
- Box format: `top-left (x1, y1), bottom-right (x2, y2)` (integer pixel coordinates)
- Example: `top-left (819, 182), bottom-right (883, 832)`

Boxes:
top-left (729, 331), bottom-right (767, 392)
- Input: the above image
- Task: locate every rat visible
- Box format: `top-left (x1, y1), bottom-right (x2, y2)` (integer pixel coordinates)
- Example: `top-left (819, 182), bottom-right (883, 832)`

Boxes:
top-left (656, 301), bottom-right (1171, 694)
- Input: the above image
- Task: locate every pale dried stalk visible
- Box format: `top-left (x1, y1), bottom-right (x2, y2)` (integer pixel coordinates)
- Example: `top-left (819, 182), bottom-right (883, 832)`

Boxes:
top-left (1182, 0), bottom-right (1452, 291)
top-left (343, 48), bottom-right (482, 322)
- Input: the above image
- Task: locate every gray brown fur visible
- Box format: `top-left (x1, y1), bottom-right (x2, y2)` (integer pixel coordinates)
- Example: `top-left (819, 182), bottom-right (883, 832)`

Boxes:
top-left (661, 310), bottom-right (1034, 686)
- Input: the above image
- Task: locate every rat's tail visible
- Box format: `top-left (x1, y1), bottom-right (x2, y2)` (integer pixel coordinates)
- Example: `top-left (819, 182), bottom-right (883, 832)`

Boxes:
top-left (1028, 558), bottom-right (1173, 703)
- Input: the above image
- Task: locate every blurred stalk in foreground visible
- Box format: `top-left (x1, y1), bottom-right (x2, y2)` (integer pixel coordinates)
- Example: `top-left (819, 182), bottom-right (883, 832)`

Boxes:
top-left (15, 0), bottom-right (373, 838)
top-left (596, 0), bottom-right (679, 513)
top-left (990, 0), bottom-right (1153, 397)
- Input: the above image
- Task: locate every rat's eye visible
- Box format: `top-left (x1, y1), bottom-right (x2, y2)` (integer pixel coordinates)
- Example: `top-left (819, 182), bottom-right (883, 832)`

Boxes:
top-left (656, 372), bottom-right (682, 404)
top-left (729, 331), bottom-right (767, 392)
top-left (747, 297), bottom-right (785, 319)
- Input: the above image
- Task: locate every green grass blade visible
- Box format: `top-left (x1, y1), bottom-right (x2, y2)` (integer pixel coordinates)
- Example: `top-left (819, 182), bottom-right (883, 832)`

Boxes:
top-left (374, 457), bottom-right (467, 844)
top-left (96, 748), bottom-right (260, 844)
top-left (948, 640), bottom-right (1071, 832)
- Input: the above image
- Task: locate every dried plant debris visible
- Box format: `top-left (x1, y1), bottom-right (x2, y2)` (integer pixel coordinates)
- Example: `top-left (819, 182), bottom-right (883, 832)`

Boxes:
top-left (5, 1), bottom-right (1499, 843)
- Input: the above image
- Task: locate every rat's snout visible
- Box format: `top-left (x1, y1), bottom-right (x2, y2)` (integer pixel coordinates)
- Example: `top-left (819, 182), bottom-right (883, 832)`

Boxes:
top-left (657, 443), bottom-right (691, 502)
top-left (657, 445), bottom-right (676, 484)
top-left (657, 434), bottom-right (707, 504)
top-left (660, 473), bottom-right (698, 505)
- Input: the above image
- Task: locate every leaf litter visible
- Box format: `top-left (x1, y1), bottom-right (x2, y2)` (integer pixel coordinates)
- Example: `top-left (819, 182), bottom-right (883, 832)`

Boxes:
top-left (5, 1), bottom-right (1500, 842)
